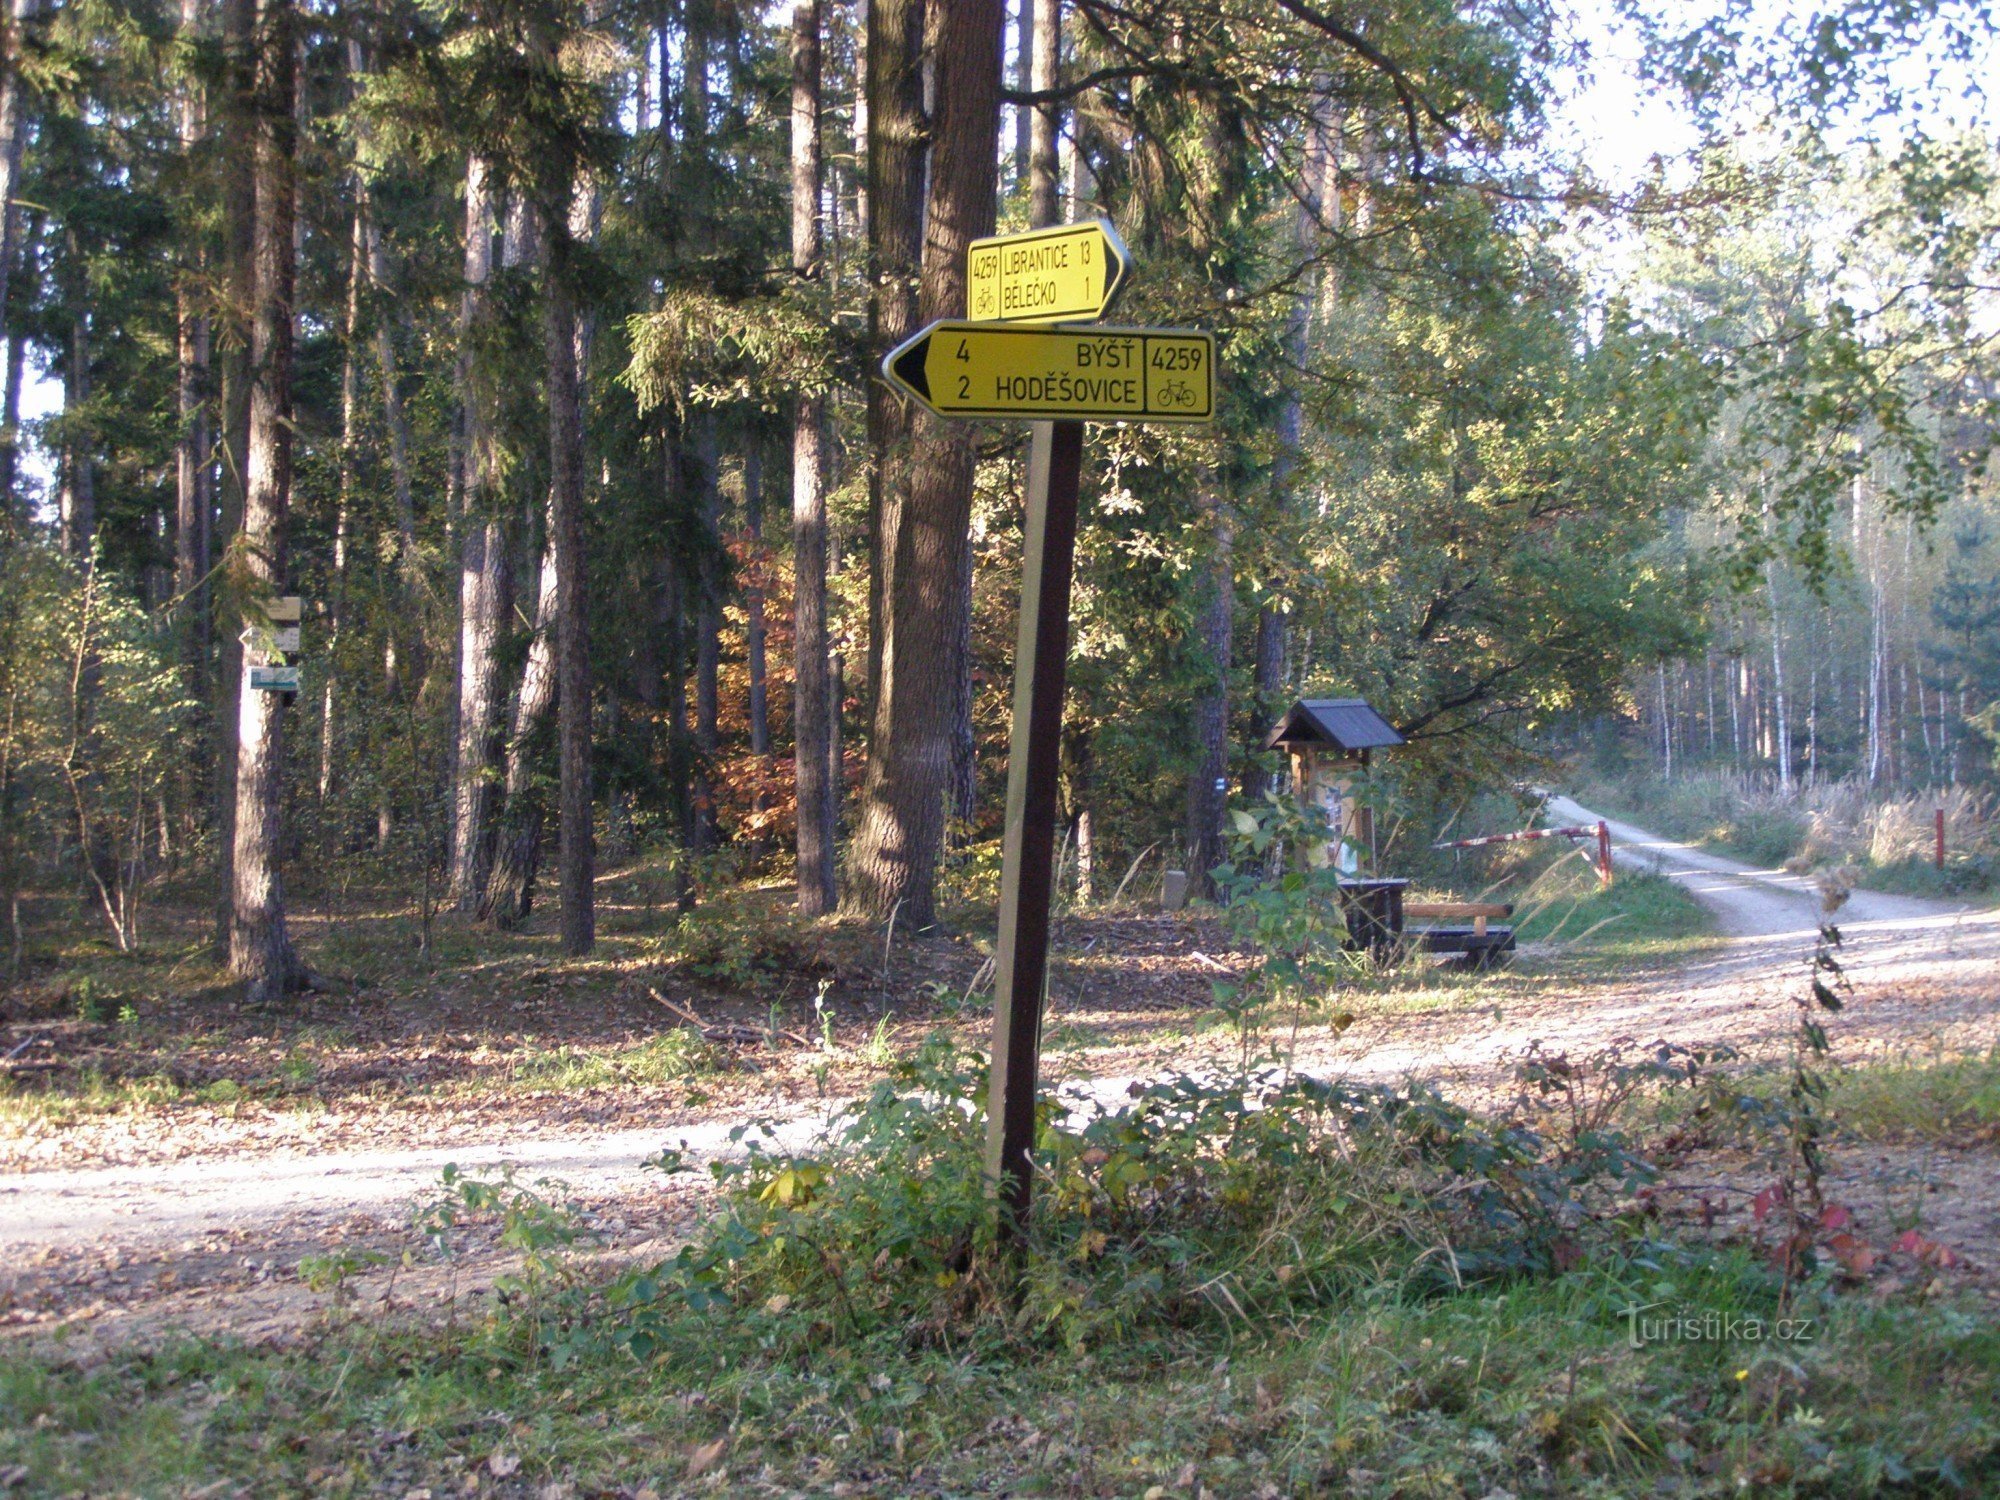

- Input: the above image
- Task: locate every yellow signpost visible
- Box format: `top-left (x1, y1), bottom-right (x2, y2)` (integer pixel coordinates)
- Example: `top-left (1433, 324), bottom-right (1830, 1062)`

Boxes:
top-left (883, 321), bottom-right (1213, 423)
top-left (966, 218), bottom-right (1132, 324)
top-left (880, 218), bottom-right (1213, 1236)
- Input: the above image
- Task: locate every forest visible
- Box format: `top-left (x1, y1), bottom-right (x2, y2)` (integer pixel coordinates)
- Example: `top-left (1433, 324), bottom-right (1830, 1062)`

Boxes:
top-left (0, 0), bottom-right (1989, 993)
top-left (1, 0), bottom-right (1999, 1494)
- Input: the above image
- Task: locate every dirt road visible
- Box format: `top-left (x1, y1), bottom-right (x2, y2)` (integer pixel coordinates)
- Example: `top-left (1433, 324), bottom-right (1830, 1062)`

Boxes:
top-left (5, 800), bottom-right (1995, 1345)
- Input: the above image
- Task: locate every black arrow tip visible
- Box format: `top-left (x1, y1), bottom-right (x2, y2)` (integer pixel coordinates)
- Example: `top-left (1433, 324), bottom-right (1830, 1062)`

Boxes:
top-left (891, 336), bottom-right (931, 402)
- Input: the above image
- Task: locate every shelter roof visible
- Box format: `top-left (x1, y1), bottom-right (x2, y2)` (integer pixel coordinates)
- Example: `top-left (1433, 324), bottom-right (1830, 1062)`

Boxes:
top-left (1262, 698), bottom-right (1405, 753)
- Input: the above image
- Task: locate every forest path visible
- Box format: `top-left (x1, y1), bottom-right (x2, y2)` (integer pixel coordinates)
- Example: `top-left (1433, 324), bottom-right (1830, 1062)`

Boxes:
top-left (6, 802), bottom-right (1996, 1349)
top-left (1543, 793), bottom-right (1973, 939)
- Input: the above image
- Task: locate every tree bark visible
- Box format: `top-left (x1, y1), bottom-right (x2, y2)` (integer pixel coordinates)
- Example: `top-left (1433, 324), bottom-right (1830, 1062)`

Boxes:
top-left (483, 140), bottom-right (604, 927)
top-left (543, 220), bottom-right (594, 955)
top-left (58, 301), bottom-right (92, 559)
top-left (0, 316), bottom-right (23, 514)
top-left (1184, 499), bottom-right (1233, 893)
top-left (847, 0), bottom-right (1002, 925)
top-left (0, 0), bottom-right (43, 341)
top-left (212, 0), bottom-right (259, 949)
top-left (229, 0), bottom-right (305, 1002)
top-left (692, 412), bottom-right (721, 851)
top-left (447, 158), bottom-right (506, 908)
top-left (1027, 0), bottom-right (1059, 226)
top-left (1245, 87), bottom-right (1334, 802)
top-left (791, 0), bottom-right (836, 914)
top-left (320, 194), bottom-right (367, 805)
top-left (861, 0), bottom-right (923, 721)
top-left (1011, 0), bottom-right (1029, 184)
top-left (745, 444), bottom-right (771, 822)
top-left (175, 0), bottom-right (212, 683)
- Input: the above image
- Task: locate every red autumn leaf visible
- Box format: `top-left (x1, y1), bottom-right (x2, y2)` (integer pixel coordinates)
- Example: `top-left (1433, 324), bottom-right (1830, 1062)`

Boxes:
top-left (1827, 1232), bottom-right (1878, 1275)
top-left (1894, 1230), bottom-right (1928, 1255)
top-left (1752, 1185), bottom-right (1783, 1223)
top-left (1819, 1204), bottom-right (1853, 1231)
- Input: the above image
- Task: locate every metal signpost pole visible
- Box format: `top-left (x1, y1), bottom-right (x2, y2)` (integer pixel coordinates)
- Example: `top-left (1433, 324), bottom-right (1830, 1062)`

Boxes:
top-left (983, 417), bottom-right (1084, 1231)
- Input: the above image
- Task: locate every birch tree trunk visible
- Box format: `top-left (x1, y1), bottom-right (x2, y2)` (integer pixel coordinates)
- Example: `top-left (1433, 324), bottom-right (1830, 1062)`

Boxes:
top-left (1766, 557), bottom-right (1791, 794)
top-left (229, 0), bottom-right (306, 1001)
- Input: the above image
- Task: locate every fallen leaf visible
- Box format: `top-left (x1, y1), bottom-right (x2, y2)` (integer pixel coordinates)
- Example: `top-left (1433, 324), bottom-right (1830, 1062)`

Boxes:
top-left (488, 1451), bottom-right (521, 1478)
top-left (0, 1467), bottom-right (27, 1491)
top-left (686, 1438), bottom-right (727, 1478)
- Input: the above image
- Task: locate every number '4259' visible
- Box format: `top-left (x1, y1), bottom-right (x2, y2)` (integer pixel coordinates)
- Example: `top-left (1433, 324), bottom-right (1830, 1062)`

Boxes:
top-left (1150, 344), bottom-right (1203, 371)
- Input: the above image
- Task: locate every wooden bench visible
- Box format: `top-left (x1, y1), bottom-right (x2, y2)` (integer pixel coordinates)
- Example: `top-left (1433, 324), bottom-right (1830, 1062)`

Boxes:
top-left (1401, 901), bottom-right (1516, 965)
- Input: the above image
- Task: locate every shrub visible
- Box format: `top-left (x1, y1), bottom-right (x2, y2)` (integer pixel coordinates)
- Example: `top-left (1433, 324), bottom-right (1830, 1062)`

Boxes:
top-left (594, 1029), bottom-right (1713, 1367)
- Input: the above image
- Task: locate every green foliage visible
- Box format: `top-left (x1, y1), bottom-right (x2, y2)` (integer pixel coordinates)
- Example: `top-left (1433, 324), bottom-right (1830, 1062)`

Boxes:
top-left (417, 1165), bottom-right (587, 1299)
top-left (588, 1018), bottom-right (1720, 1376)
top-left (1210, 791), bottom-right (1355, 1043)
top-left (0, 544), bottom-right (194, 954)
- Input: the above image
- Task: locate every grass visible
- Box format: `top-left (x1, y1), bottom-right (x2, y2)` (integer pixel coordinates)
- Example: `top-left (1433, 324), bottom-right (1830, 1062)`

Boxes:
top-left (5, 1261), bottom-right (1996, 1497)
top-left (6, 1074), bottom-right (1998, 1499)
top-left (1826, 1045), bottom-right (2000, 1145)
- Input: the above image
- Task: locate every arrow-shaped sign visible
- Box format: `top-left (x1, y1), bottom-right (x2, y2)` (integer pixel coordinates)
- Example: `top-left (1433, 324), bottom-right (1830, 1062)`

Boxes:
top-left (884, 321), bottom-right (1214, 424)
top-left (966, 219), bottom-right (1132, 325)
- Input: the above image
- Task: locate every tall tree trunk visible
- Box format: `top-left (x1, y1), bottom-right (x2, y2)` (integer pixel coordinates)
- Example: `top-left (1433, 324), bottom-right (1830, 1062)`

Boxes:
top-left (1657, 660), bottom-right (1672, 780)
top-left (543, 222), bottom-right (594, 955)
top-left (320, 195), bottom-right (367, 805)
top-left (1766, 557), bottom-right (1791, 794)
top-left (214, 0), bottom-right (259, 949)
top-left (861, 0), bottom-right (923, 722)
top-left (745, 445), bottom-right (772, 832)
top-left (229, 0), bottom-right (305, 1001)
top-left (447, 158), bottom-right (506, 908)
top-left (0, 0), bottom-right (42, 341)
top-left (176, 0), bottom-right (212, 686)
top-left (1245, 86), bottom-right (1334, 802)
top-left (848, 0), bottom-right (1002, 924)
top-left (0, 317), bottom-right (22, 513)
top-left (483, 136), bottom-right (604, 926)
top-left (1184, 499), bottom-right (1233, 892)
top-left (1011, 0), bottom-right (1029, 185)
top-left (58, 303), bottom-right (92, 559)
top-left (692, 413), bottom-right (721, 850)
top-left (1027, 0), bottom-right (1058, 226)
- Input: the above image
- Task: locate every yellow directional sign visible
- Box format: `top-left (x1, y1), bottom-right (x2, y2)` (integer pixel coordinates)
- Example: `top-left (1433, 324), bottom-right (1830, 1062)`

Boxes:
top-left (967, 219), bottom-right (1133, 324)
top-left (884, 321), bottom-right (1214, 424)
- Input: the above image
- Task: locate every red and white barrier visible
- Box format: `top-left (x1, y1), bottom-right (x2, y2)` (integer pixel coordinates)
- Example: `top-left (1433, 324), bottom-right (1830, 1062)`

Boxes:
top-left (1433, 820), bottom-right (1613, 886)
